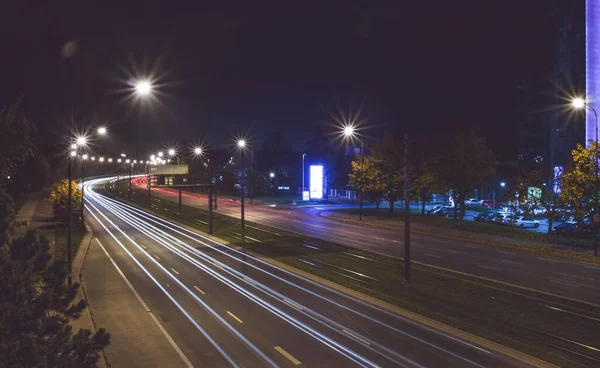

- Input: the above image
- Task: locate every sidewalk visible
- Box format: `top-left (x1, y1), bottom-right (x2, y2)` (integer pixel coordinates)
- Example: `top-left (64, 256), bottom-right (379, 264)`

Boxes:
top-left (81, 236), bottom-right (189, 367)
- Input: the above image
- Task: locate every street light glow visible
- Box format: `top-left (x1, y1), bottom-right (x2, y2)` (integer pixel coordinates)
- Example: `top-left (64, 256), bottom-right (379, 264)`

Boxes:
top-left (70, 151), bottom-right (77, 157)
top-left (125, 159), bottom-right (130, 163)
top-left (150, 154), bottom-right (156, 160)
top-left (500, 182), bottom-right (506, 187)
top-left (76, 136), bottom-right (87, 146)
top-left (193, 147), bottom-right (202, 155)
top-left (158, 152), bottom-right (164, 157)
top-left (343, 125), bottom-right (356, 137)
top-left (572, 97), bottom-right (586, 109)
top-left (108, 158), bottom-right (113, 163)
top-left (269, 172), bottom-right (275, 178)
top-left (117, 158), bottom-right (122, 163)
top-left (135, 80), bottom-right (152, 96)
top-left (168, 148), bottom-right (176, 156)
top-left (237, 139), bottom-right (246, 148)
top-left (99, 157), bottom-right (105, 162)
top-left (97, 126), bottom-right (107, 135)
top-left (120, 153), bottom-right (126, 157)
top-left (133, 160), bottom-right (137, 164)
top-left (82, 154), bottom-right (89, 160)
top-left (70, 143), bottom-right (77, 150)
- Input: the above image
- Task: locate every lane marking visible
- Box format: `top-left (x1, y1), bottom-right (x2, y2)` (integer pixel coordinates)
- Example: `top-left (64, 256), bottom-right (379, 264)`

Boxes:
top-left (227, 311), bottom-right (243, 324)
top-left (194, 285), bottom-right (205, 294)
top-left (497, 250), bottom-right (516, 256)
top-left (424, 253), bottom-right (441, 259)
top-left (246, 224), bottom-right (280, 236)
top-left (171, 268), bottom-right (180, 275)
top-left (477, 265), bottom-right (501, 271)
top-left (195, 219), bottom-right (208, 224)
top-left (274, 346), bottom-right (302, 365)
top-left (140, 244), bottom-right (146, 249)
top-left (94, 238), bottom-right (193, 368)
top-left (342, 329), bottom-right (371, 346)
top-left (537, 257), bottom-right (560, 263)
top-left (246, 236), bottom-right (262, 243)
top-left (283, 299), bottom-right (304, 311)
top-left (154, 254), bottom-right (161, 261)
top-left (501, 260), bottom-right (524, 266)
top-left (549, 279), bottom-right (581, 288)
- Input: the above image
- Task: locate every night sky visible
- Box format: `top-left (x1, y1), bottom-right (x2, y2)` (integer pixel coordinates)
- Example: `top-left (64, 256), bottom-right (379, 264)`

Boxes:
top-left (0, 0), bottom-right (583, 159)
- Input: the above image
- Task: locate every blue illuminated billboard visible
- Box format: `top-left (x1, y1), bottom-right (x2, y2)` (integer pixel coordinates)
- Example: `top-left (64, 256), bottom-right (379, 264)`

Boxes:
top-left (309, 165), bottom-right (323, 199)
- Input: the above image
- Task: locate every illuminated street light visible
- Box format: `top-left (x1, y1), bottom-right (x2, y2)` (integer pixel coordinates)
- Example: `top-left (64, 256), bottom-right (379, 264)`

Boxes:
top-left (150, 154), bottom-right (156, 160)
top-left (157, 151), bottom-right (164, 158)
top-left (97, 126), bottom-right (107, 135)
top-left (133, 160), bottom-right (137, 164)
top-left (120, 153), bottom-right (126, 157)
top-left (117, 158), bottom-right (122, 163)
top-left (82, 154), bottom-right (89, 160)
top-left (193, 147), bottom-right (202, 156)
top-left (76, 136), bottom-right (87, 146)
top-left (500, 182), bottom-right (506, 187)
top-left (168, 148), bottom-right (176, 156)
top-left (135, 80), bottom-right (152, 96)
top-left (70, 151), bottom-right (77, 157)
top-left (343, 125), bottom-right (356, 138)
top-left (70, 143), bottom-right (77, 150)
top-left (237, 139), bottom-right (246, 148)
top-left (340, 124), bottom-right (365, 221)
top-left (91, 156), bottom-right (96, 161)
top-left (572, 97), bottom-right (586, 109)
top-left (99, 157), bottom-right (105, 162)
top-left (125, 159), bottom-right (130, 164)
top-left (269, 172), bottom-right (275, 178)
top-left (108, 158), bottom-right (113, 163)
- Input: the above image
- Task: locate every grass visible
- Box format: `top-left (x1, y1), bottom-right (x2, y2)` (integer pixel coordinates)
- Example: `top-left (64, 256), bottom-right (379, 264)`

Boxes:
top-left (105, 181), bottom-right (600, 367)
top-left (54, 227), bottom-right (86, 263)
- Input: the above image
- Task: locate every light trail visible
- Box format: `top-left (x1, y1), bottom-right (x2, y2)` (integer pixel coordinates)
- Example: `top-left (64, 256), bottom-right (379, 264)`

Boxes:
top-left (87, 177), bottom-right (493, 365)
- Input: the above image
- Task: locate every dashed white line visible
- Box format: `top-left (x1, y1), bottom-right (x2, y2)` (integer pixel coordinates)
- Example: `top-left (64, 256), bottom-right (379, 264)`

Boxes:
top-left (549, 280), bottom-right (581, 288)
top-left (537, 257), bottom-right (560, 263)
top-left (171, 268), bottom-right (180, 275)
top-left (140, 244), bottom-right (146, 249)
top-left (497, 250), bottom-right (516, 255)
top-left (227, 311), bottom-right (243, 323)
top-left (477, 265), bottom-right (501, 271)
top-left (154, 254), bottom-right (161, 261)
top-left (194, 285), bottom-right (205, 295)
top-left (424, 253), bottom-right (441, 258)
top-left (501, 260), bottom-right (524, 266)
top-left (245, 236), bottom-right (262, 243)
top-left (274, 346), bottom-right (302, 365)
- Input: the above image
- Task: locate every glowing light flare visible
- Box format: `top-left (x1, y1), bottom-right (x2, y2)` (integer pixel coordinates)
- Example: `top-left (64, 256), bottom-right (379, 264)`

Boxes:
top-left (76, 136), bottom-right (87, 146)
top-left (108, 158), bottom-right (113, 163)
top-left (117, 158), bottom-right (122, 163)
top-left (125, 159), bottom-right (130, 164)
top-left (158, 152), bottom-right (164, 157)
top-left (168, 148), bottom-right (176, 156)
top-left (82, 154), bottom-right (89, 160)
top-left (269, 172), bottom-right (275, 178)
top-left (135, 80), bottom-right (152, 96)
top-left (70, 143), bottom-right (77, 150)
top-left (572, 97), bottom-right (586, 109)
top-left (343, 125), bottom-right (356, 138)
top-left (97, 126), bottom-right (107, 135)
top-left (193, 147), bottom-right (203, 156)
top-left (237, 139), bottom-right (246, 148)
top-left (99, 157), bottom-right (105, 162)
top-left (310, 165), bottom-right (324, 199)
top-left (70, 151), bottom-right (77, 157)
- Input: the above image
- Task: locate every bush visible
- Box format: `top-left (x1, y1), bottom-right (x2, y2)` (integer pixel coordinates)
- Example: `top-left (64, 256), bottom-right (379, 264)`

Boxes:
top-left (46, 179), bottom-right (82, 223)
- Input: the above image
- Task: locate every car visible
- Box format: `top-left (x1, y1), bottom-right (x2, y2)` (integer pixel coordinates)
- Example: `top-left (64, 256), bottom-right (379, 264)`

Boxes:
top-left (465, 198), bottom-right (479, 205)
top-left (514, 216), bottom-right (540, 228)
top-left (430, 206), bottom-right (450, 216)
top-left (491, 213), bottom-right (507, 225)
top-left (501, 214), bottom-right (517, 226)
top-left (481, 200), bottom-right (502, 209)
top-left (442, 207), bottom-right (457, 217)
top-left (474, 211), bottom-right (494, 222)
top-left (551, 222), bottom-right (592, 237)
top-left (426, 205), bottom-right (443, 215)
top-left (484, 211), bottom-right (500, 223)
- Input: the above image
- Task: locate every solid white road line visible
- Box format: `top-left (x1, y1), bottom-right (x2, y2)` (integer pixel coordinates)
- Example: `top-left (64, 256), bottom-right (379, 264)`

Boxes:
top-left (227, 311), bottom-right (244, 324)
top-left (274, 346), bottom-right (302, 365)
top-left (95, 238), bottom-right (194, 368)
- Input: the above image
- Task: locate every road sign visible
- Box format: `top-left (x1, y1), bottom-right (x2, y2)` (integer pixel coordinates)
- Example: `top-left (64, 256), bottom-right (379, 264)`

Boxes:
top-left (148, 164), bottom-right (188, 175)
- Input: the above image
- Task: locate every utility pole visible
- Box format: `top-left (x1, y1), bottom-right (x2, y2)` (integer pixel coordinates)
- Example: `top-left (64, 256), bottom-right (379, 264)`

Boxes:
top-left (81, 157), bottom-right (85, 219)
top-left (67, 113), bottom-right (73, 287)
top-left (404, 134), bottom-right (411, 282)
top-left (359, 139), bottom-right (364, 221)
top-left (208, 186), bottom-right (214, 234)
top-left (147, 164), bottom-right (151, 198)
top-left (250, 151), bottom-right (253, 205)
top-left (240, 149), bottom-right (245, 231)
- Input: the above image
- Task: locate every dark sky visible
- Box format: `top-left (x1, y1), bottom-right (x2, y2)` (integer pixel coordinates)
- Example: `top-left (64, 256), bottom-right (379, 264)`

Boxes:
top-left (0, 0), bottom-right (582, 159)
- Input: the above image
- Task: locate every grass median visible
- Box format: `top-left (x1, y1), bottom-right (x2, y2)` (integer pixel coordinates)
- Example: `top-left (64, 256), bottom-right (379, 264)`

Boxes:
top-left (106, 182), bottom-right (600, 367)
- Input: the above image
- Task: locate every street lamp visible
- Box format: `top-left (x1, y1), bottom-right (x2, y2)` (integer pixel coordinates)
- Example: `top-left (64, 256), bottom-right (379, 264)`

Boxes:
top-left (168, 148), bottom-right (175, 156)
top-left (97, 126), bottom-right (107, 135)
top-left (342, 124), bottom-right (365, 221)
top-left (269, 172), bottom-right (275, 179)
top-left (237, 139), bottom-right (247, 230)
top-left (302, 153), bottom-right (306, 200)
top-left (193, 146), bottom-right (202, 156)
top-left (572, 97), bottom-right (599, 256)
top-left (135, 80), bottom-right (152, 96)
top-left (157, 151), bottom-right (164, 158)
top-left (76, 136), bottom-right (87, 146)
top-left (500, 182), bottom-right (506, 187)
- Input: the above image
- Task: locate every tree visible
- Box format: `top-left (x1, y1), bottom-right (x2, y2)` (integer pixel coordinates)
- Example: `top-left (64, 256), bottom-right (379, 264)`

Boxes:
top-left (508, 167), bottom-right (560, 233)
top-left (437, 130), bottom-right (495, 224)
top-left (561, 143), bottom-right (600, 222)
top-left (0, 234), bottom-right (110, 367)
top-left (0, 97), bottom-right (36, 184)
top-left (411, 156), bottom-right (441, 215)
top-left (348, 155), bottom-right (388, 208)
top-left (46, 179), bottom-right (83, 223)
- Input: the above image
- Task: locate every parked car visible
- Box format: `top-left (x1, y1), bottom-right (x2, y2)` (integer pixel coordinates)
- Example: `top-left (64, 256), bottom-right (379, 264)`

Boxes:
top-left (442, 207), bottom-right (458, 217)
top-left (465, 198), bottom-right (479, 205)
top-left (430, 206), bottom-right (451, 216)
top-left (484, 212), bottom-right (500, 223)
top-left (474, 211), bottom-right (493, 222)
top-left (426, 205), bottom-right (443, 216)
top-left (481, 200), bottom-right (502, 209)
top-left (514, 216), bottom-right (540, 228)
top-left (501, 214), bottom-right (518, 226)
top-left (551, 222), bottom-right (592, 237)
top-left (491, 213), bottom-right (507, 225)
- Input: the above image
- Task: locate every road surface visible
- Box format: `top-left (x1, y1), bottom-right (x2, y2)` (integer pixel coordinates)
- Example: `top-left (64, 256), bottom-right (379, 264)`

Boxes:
top-left (132, 178), bottom-right (600, 305)
top-left (84, 177), bottom-right (528, 367)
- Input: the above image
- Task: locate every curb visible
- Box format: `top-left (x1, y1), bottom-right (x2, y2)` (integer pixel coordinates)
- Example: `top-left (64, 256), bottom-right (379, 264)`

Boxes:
top-left (107, 191), bottom-right (554, 368)
top-left (72, 223), bottom-right (110, 368)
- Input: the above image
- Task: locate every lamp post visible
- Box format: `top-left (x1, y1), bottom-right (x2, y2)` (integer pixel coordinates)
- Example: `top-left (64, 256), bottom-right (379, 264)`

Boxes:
top-left (302, 153), bottom-right (306, 199)
top-left (238, 139), bottom-right (246, 231)
top-left (81, 154), bottom-right (88, 216)
top-left (342, 125), bottom-right (364, 220)
top-left (573, 97), bottom-right (599, 256)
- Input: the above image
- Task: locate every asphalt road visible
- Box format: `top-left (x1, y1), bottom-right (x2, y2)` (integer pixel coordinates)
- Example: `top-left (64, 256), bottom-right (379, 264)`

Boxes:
top-left (133, 179), bottom-right (600, 306)
top-left (84, 177), bottom-right (528, 367)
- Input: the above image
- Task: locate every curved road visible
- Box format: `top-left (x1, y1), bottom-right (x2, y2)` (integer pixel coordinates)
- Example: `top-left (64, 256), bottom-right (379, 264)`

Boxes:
top-left (84, 177), bottom-right (528, 367)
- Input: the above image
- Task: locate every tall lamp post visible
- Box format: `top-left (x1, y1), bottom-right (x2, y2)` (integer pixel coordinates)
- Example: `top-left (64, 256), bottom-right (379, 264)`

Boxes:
top-left (573, 97), bottom-right (599, 256)
top-left (302, 153), bottom-right (306, 199)
top-left (238, 139), bottom-right (246, 231)
top-left (342, 125), bottom-right (364, 220)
